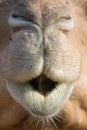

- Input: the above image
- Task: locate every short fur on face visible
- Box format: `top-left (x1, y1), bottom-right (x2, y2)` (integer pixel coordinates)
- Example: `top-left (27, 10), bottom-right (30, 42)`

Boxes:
top-left (0, 0), bottom-right (87, 130)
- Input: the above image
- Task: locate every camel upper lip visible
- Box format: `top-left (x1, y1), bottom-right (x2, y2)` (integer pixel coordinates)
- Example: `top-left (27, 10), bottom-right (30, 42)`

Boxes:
top-left (28, 75), bottom-right (58, 96)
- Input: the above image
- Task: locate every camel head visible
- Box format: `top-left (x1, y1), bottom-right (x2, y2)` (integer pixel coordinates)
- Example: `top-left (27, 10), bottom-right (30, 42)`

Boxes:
top-left (1, 0), bottom-right (86, 123)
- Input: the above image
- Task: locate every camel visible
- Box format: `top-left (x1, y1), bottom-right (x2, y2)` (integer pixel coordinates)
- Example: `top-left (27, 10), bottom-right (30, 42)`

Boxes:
top-left (0, 0), bottom-right (87, 130)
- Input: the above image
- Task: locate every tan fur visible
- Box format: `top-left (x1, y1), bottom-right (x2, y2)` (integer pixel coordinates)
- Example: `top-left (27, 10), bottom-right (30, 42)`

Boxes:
top-left (0, 0), bottom-right (87, 130)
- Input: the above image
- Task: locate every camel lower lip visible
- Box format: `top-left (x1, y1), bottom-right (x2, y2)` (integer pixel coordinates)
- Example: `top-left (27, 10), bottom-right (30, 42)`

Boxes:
top-left (7, 81), bottom-right (74, 118)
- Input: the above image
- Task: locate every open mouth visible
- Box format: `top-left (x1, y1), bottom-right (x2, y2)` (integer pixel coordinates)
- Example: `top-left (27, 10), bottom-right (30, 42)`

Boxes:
top-left (7, 74), bottom-right (74, 117)
top-left (28, 75), bottom-right (58, 96)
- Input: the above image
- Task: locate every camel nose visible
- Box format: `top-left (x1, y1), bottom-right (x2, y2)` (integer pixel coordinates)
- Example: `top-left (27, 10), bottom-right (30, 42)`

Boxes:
top-left (8, 3), bottom-right (42, 29)
top-left (8, 1), bottom-right (74, 31)
top-left (41, 0), bottom-right (74, 30)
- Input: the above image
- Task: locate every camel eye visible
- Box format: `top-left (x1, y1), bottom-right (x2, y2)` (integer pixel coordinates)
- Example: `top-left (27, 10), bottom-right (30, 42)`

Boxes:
top-left (56, 16), bottom-right (74, 31)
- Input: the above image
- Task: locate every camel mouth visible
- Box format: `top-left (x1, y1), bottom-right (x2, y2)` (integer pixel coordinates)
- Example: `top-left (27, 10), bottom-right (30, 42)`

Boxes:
top-left (28, 75), bottom-right (58, 96)
top-left (7, 74), bottom-right (74, 118)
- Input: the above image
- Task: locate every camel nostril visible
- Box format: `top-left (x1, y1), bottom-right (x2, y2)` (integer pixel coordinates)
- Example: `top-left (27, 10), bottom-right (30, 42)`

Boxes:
top-left (29, 75), bottom-right (58, 96)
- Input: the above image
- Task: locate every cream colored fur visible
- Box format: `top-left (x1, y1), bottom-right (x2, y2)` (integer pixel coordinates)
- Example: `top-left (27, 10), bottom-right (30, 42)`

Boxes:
top-left (0, 0), bottom-right (87, 130)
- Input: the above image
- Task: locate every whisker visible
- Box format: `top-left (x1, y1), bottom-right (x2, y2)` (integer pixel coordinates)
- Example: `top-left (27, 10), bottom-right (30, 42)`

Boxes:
top-left (53, 116), bottom-right (61, 122)
top-left (35, 118), bottom-right (40, 130)
top-left (41, 118), bottom-right (46, 130)
top-left (24, 115), bottom-right (34, 127)
top-left (49, 117), bottom-right (57, 128)
top-left (56, 111), bottom-right (64, 119)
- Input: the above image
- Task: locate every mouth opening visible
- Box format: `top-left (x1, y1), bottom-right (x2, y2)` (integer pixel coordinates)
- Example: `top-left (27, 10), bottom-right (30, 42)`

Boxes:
top-left (28, 75), bottom-right (58, 96)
